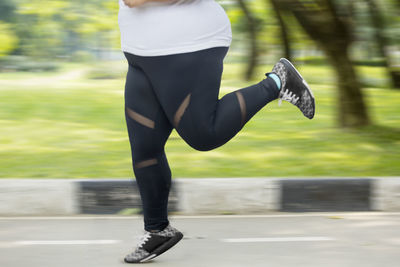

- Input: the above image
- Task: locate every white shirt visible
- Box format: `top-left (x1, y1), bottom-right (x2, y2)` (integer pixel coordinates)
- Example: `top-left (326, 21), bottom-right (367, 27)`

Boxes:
top-left (118, 0), bottom-right (232, 56)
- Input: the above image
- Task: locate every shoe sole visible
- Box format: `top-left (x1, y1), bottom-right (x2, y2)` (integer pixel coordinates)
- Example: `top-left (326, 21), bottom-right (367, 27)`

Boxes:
top-left (124, 232), bottom-right (184, 264)
top-left (280, 58), bottom-right (315, 119)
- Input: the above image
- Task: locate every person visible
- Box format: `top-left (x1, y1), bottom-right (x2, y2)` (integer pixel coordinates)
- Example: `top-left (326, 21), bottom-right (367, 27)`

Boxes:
top-left (118, 0), bottom-right (315, 263)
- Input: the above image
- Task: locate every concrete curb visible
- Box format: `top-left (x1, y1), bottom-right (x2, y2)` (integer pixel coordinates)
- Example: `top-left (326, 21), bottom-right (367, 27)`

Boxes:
top-left (177, 178), bottom-right (280, 215)
top-left (0, 177), bottom-right (399, 216)
top-left (0, 179), bottom-right (79, 215)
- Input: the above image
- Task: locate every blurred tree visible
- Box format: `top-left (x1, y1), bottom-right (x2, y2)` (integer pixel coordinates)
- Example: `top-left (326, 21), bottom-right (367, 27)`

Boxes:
top-left (278, 0), bottom-right (370, 128)
top-left (269, 0), bottom-right (292, 61)
top-left (364, 0), bottom-right (400, 88)
top-left (16, 0), bottom-right (71, 58)
top-left (0, 22), bottom-right (18, 58)
top-left (237, 0), bottom-right (260, 80)
top-left (0, 0), bottom-right (18, 58)
top-left (0, 0), bottom-right (17, 22)
top-left (11, 0), bottom-right (118, 60)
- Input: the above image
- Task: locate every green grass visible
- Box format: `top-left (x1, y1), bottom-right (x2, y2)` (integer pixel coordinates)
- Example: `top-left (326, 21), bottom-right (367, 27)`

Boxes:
top-left (0, 60), bottom-right (399, 178)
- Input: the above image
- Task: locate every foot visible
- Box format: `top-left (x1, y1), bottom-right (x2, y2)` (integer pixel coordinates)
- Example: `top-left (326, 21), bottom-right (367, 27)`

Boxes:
top-left (267, 58), bottom-right (315, 119)
top-left (124, 224), bottom-right (183, 264)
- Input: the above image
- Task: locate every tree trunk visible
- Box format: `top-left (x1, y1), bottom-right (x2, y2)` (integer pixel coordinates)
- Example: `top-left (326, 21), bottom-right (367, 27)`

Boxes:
top-left (277, 0), bottom-right (371, 127)
top-left (364, 0), bottom-right (399, 88)
top-left (237, 0), bottom-right (259, 81)
top-left (326, 48), bottom-right (370, 127)
top-left (390, 70), bottom-right (400, 88)
top-left (270, 0), bottom-right (292, 61)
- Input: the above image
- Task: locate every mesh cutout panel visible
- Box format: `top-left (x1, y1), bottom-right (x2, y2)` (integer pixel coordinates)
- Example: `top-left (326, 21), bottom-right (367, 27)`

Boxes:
top-left (135, 158), bottom-right (158, 169)
top-left (126, 107), bottom-right (155, 129)
top-left (235, 92), bottom-right (246, 127)
top-left (174, 93), bottom-right (191, 128)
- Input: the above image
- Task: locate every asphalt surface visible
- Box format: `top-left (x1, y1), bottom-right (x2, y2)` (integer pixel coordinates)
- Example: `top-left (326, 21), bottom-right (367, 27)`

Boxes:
top-left (0, 212), bottom-right (399, 267)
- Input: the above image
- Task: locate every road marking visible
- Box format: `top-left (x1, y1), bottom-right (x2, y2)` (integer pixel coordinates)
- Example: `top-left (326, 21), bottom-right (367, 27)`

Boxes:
top-left (221, 237), bottom-right (335, 243)
top-left (0, 212), bottom-right (399, 220)
top-left (174, 212), bottom-right (400, 219)
top-left (2, 237), bottom-right (335, 248)
top-left (14, 240), bottom-right (120, 246)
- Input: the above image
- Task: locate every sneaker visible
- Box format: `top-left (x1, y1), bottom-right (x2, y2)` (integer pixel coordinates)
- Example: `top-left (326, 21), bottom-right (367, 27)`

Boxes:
top-left (124, 224), bottom-right (183, 263)
top-left (268, 58), bottom-right (315, 119)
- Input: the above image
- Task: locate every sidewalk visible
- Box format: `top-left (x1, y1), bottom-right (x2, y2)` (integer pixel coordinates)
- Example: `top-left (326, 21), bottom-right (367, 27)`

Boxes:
top-left (0, 177), bottom-right (399, 216)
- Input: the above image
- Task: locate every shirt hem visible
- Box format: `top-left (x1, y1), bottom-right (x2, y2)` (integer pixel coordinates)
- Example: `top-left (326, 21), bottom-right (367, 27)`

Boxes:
top-left (121, 40), bottom-right (232, 57)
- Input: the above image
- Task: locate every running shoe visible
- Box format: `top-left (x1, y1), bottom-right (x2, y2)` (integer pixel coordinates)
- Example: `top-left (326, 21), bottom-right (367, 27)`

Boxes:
top-left (124, 224), bottom-right (183, 264)
top-left (267, 58), bottom-right (315, 119)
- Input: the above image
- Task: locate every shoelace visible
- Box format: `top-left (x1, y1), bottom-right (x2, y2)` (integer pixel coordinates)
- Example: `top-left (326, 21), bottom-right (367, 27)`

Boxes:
top-left (278, 89), bottom-right (300, 106)
top-left (137, 232), bottom-right (151, 249)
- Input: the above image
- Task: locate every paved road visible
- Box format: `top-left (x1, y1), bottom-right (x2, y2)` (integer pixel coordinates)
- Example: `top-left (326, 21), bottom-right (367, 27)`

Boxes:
top-left (1, 212), bottom-right (399, 267)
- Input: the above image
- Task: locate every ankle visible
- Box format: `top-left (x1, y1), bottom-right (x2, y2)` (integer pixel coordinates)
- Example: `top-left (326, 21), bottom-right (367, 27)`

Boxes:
top-left (267, 73), bottom-right (281, 91)
top-left (259, 77), bottom-right (280, 99)
top-left (147, 223), bottom-right (169, 233)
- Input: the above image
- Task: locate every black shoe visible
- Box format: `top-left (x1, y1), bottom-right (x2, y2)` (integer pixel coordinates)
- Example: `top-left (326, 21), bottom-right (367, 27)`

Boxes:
top-left (124, 224), bottom-right (183, 264)
top-left (267, 58), bottom-right (315, 119)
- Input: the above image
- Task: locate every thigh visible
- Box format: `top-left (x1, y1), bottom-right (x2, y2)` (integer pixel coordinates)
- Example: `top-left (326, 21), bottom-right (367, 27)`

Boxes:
top-left (130, 47), bottom-right (229, 129)
top-left (124, 59), bottom-right (173, 160)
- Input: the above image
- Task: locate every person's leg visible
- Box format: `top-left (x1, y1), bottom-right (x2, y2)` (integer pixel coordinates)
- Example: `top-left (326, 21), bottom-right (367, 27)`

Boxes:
top-left (128, 46), bottom-right (280, 151)
top-left (123, 54), bottom-right (184, 264)
top-left (123, 57), bottom-right (173, 232)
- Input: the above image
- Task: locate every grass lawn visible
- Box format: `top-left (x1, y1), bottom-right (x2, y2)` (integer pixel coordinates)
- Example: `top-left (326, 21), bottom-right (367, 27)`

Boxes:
top-left (0, 60), bottom-right (399, 178)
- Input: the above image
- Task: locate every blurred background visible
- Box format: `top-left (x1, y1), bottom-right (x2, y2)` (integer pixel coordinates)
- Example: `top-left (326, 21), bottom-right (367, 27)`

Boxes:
top-left (0, 0), bottom-right (399, 178)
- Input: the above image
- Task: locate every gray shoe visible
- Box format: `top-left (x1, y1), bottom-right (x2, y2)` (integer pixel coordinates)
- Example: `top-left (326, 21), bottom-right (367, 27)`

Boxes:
top-left (124, 224), bottom-right (183, 264)
top-left (268, 58), bottom-right (315, 119)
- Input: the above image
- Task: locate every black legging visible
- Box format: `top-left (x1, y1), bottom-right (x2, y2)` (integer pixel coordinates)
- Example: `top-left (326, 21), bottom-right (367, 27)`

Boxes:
top-left (123, 46), bottom-right (279, 231)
